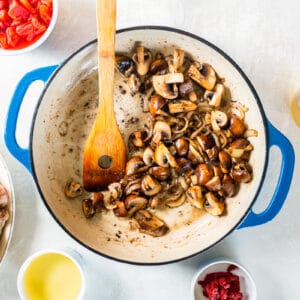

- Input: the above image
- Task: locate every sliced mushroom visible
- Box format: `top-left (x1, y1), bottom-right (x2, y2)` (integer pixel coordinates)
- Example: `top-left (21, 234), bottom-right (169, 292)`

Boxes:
top-left (206, 145), bottom-right (219, 162)
top-left (0, 184), bottom-right (8, 207)
top-left (174, 138), bottom-right (189, 156)
top-left (222, 174), bottom-right (236, 197)
top-left (124, 178), bottom-right (142, 195)
top-left (115, 55), bottom-right (135, 77)
top-left (176, 157), bottom-right (193, 175)
top-left (125, 156), bottom-right (148, 176)
top-left (204, 83), bottom-right (225, 107)
top-left (134, 209), bottom-right (169, 237)
top-left (186, 186), bottom-right (203, 209)
top-left (148, 94), bottom-right (167, 116)
top-left (152, 121), bottom-right (172, 144)
top-left (143, 146), bottom-right (154, 166)
top-left (102, 191), bottom-right (117, 210)
top-left (219, 150), bottom-right (232, 173)
top-left (0, 208), bottom-right (9, 227)
top-left (150, 58), bottom-right (168, 75)
top-left (168, 100), bottom-right (197, 114)
top-left (187, 144), bottom-right (205, 165)
top-left (169, 48), bottom-right (185, 73)
top-left (211, 110), bottom-right (229, 132)
top-left (129, 131), bottom-right (147, 148)
top-left (152, 73), bottom-right (184, 99)
top-left (82, 198), bottom-right (96, 218)
top-left (92, 192), bottom-right (104, 212)
top-left (141, 174), bottom-right (162, 196)
top-left (231, 162), bottom-right (252, 183)
top-left (179, 80), bottom-right (194, 97)
top-left (187, 63), bottom-right (216, 91)
top-left (205, 176), bottom-right (222, 192)
top-left (108, 182), bottom-right (123, 200)
top-left (197, 134), bottom-right (215, 151)
top-left (149, 166), bottom-right (170, 181)
top-left (113, 200), bottom-right (128, 217)
top-left (204, 192), bottom-right (225, 216)
top-left (154, 142), bottom-right (178, 168)
top-left (196, 164), bottom-right (214, 185)
top-left (128, 74), bottom-right (141, 95)
top-left (165, 193), bottom-right (186, 208)
top-left (132, 45), bottom-right (152, 76)
top-left (229, 115), bottom-right (246, 137)
top-left (64, 181), bottom-right (83, 199)
top-left (124, 195), bottom-right (147, 217)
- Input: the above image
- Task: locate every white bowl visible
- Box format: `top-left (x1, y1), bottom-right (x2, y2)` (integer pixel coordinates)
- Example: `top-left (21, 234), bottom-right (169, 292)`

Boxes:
top-left (0, 0), bottom-right (58, 56)
top-left (191, 258), bottom-right (257, 300)
top-left (17, 248), bottom-right (86, 300)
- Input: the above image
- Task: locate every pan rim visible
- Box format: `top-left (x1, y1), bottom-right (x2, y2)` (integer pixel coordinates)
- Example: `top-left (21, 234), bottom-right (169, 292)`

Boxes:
top-left (30, 25), bottom-right (269, 265)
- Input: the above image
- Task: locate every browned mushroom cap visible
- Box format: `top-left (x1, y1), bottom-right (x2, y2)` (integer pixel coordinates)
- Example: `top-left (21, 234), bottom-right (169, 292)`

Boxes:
top-left (149, 166), bottom-right (171, 181)
top-left (211, 110), bottom-right (229, 132)
top-left (132, 45), bottom-right (153, 76)
top-left (115, 55), bottom-right (135, 77)
top-left (143, 146), bottom-right (154, 166)
top-left (229, 115), bottom-right (246, 137)
top-left (176, 157), bottom-right (193, 175)
top-left (150, 58), bottom-right (169, 75)
top-left (196, 164), bottom-right (214, 185)
top-left (134, 209), bottom-right (169, 237)
top-left (187, 63), bottom-right (216, 91)
top-left (222, 174), bottom-right (236, 197)
top-left (108, 182), bottom-right (123, 200)
top-left (186, 186), bottom-right (204, 209)
top-left (179, 80), bottom-right (194, 97)
top-left (149, 94), bottom-right (167, 116)
top-left (154, 142), bottom-right (178, 168)
top-left (113, 200), bottom-right (128, 217)
top-left (168, 99), bottom-right (197, 114)
top-left (206, 145), bottom-right (219, 162)
top-left (152, 73), bottom-right (184, 99)
top-left (64, 181), bottom-right (83, 199)
top-left (125, 156), bottom-right (148, 176)
top-left (219, 150), bottom-right (232, 173)
top-left (197, 134), bottom-right (216, 151)
top-left (204, 192), bottom-right (225, 216)
top-left (174, 138), bottom-right (189, 156)
top-left (205, 176), bottom-right (222, 192)
top-left (92, 192), bottom-right (105, 213)
top-left (231, 162), bottom-right (253, 183)
top-left (128, 73), bottom-right (141, 95)
top-left (204, 84), bottom-right (225, 107)
top-left (187, 144), bottom-right (205, 165)
top-left (141, 174), bottom-right (162, 196)
top-left (82, 198), bottom-right (95, 218)
top-left (129, 131), bottom-right (147, 148)
top-left (152, 121), bottom-right (172, 144)
top-left (228, 138), bottom-right (253, 158)
top-left (124, 195), bottom-right (147, 217)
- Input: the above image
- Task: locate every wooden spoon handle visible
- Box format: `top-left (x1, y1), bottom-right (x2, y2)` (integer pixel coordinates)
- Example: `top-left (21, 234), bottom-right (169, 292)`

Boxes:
top-left (96, 0), bottom-right (116, 121)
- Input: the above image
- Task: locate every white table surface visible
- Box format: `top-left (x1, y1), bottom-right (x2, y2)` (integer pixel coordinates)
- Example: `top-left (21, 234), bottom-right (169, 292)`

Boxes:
top-left (0, 0), bottom-right (299, 299)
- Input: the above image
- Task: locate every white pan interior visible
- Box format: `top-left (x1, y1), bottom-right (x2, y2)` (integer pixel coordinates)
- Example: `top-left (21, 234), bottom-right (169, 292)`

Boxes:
top-left (31, 28), bottom-right (267, 264)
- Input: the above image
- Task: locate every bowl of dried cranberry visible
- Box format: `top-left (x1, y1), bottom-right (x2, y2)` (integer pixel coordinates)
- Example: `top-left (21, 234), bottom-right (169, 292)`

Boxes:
top-left (0, 0), bottom-right (57, 55)
top-left (191, 258), bottom-right (257, 300)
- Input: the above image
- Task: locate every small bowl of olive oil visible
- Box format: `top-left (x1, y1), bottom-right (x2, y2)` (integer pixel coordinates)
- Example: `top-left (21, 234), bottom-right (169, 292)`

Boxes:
top-left (17, 249), bottom-right (85, 300)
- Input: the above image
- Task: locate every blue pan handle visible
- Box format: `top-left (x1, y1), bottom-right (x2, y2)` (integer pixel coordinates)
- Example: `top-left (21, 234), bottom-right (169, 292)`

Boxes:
top-left (238, 120), bottom-right (295, 228)
top-left (4, 65), bottom-right (58, 173)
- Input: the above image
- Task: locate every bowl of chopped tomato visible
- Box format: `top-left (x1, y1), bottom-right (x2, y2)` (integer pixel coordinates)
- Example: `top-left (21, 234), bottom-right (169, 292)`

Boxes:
top-left (191, 258), bottom-right (257, 300)
top-left (0, 0), bottom-right (57, 55)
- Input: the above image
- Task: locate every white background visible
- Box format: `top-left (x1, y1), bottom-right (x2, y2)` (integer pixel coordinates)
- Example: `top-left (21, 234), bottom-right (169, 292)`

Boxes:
top-left (0, 0), bottom-right (299, 299)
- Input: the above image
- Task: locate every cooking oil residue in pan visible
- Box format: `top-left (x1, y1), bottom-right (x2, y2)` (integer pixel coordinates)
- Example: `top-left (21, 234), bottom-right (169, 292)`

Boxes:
top-left (290, 91), bottom-right (300, 127)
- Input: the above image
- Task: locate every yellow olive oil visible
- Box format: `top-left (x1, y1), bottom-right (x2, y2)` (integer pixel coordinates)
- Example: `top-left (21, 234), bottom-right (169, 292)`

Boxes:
top-left (23, 253), bottom-right (82, 300)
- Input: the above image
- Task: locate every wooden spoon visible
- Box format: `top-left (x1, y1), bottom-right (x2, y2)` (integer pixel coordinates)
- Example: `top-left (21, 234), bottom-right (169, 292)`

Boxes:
top-left (83, 0), bottom-right (126, 191)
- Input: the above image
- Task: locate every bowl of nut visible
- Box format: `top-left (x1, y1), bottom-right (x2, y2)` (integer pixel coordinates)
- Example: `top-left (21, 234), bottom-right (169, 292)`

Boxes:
top-left (5, 26), bottom-right (294, 264)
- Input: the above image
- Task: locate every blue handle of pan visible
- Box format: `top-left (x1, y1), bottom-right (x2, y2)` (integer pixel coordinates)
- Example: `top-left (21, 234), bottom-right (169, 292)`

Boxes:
top-left (4, 65), bottom-right (58, 173)
top-left (238, 120), bottom-right (295, 228)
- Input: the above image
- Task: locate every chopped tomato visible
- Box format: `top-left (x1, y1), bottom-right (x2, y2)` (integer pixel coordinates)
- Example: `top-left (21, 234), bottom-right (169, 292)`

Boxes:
top-left (0, 0), bottom-right (52, 50)
top-left (0, 1), bottom-right (8, 10)
top-left (6, 26), bottom-right (21, 47)
top-left (19, 0), bottom-right (35, 14)
top-left (0, 32), bottom-right (7, 48)
top-left (38, 3), bottom-right (51, 24)
top-left (8, 0), bottom-right (31, 21)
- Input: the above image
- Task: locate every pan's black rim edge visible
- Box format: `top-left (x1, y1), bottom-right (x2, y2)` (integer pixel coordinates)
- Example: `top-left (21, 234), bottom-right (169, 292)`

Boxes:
top-left (29, 25), bottom-right (269, 266)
